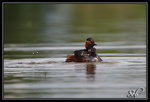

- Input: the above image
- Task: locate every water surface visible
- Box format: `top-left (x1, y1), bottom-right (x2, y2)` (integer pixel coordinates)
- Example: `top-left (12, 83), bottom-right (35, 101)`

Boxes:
top-left (3, 3), bottom-right (147, 99)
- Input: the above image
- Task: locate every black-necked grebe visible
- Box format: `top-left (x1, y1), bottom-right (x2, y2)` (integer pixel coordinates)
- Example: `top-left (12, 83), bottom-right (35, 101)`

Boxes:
top-left (66, 38), bottom-right (103, 62)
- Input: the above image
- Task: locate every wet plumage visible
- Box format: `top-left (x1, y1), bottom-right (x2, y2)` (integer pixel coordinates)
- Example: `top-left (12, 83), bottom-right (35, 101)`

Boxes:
top-left (66, 38), bottom-right (102, 62)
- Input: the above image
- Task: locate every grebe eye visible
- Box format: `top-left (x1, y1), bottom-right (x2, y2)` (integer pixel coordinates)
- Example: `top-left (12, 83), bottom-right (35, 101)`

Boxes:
top-left (90, 42), bottom-right (93, 44)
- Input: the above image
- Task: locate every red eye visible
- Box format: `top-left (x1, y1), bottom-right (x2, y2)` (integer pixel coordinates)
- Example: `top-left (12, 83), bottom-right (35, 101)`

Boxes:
top-left (90, 42), bottom-right (93, 44)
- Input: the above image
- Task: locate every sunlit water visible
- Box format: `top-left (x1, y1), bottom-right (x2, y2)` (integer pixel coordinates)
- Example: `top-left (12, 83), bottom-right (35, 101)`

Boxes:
top-left (3, 4), bottom-right (147, 99)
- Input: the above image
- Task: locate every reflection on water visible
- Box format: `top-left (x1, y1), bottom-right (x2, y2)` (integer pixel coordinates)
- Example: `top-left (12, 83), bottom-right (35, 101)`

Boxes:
top-left (3, 3), bottom-right (146, 99)
top-left (4, 57), bottom-right (146, 98)
top-left (86, 63), bottom-right (96, 80)
top-left (4, 3), bottom-right (146, 44)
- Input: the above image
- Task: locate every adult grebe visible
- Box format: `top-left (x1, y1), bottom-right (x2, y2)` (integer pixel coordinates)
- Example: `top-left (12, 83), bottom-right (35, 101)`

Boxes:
top-left (66, 38), bottom-right (103, 62)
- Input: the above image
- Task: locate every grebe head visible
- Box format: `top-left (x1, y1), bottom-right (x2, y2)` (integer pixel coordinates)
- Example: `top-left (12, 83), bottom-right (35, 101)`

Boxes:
top-left (85, 38), bottom-right (97, 50)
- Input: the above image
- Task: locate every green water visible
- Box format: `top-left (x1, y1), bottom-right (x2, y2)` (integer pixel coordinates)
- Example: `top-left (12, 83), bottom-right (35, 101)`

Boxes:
top-left (3, 3), bottom-right (147, 99)
top-left (4, 3), bottom-right (146, 44)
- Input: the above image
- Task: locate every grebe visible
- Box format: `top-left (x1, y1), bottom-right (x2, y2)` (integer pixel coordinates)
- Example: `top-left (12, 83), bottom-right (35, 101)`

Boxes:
top-left (66, 38), bottom-right (103, 62)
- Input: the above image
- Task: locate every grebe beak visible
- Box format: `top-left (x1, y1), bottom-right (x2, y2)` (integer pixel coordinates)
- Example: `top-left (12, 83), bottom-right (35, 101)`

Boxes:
top-left (94, 43), bottom-right (97, 46)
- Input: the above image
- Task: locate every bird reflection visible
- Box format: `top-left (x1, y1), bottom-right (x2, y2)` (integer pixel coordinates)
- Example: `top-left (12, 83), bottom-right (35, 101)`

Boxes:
top-left (86, 63), bottom-right (96, 80)
top-left (44, 72), bottom-right (47, 79)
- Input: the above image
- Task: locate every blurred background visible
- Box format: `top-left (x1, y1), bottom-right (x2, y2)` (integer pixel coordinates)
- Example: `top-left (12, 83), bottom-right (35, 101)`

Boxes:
top-left (4, 3), bottom-right (146, 59)
top-left (4, 3), bottom-right (146, 43)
